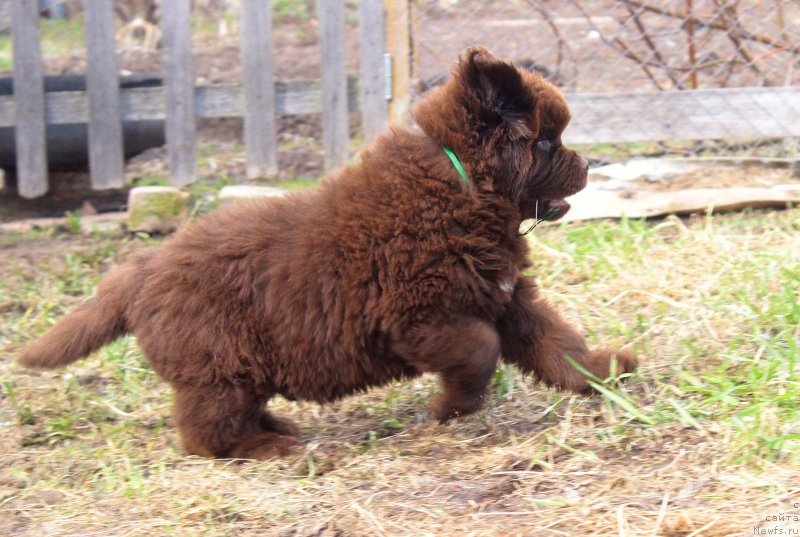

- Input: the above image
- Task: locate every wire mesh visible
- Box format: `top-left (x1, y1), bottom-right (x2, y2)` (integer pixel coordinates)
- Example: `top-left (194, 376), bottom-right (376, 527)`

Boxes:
top-left (412, 0), bottom-right (800, 162)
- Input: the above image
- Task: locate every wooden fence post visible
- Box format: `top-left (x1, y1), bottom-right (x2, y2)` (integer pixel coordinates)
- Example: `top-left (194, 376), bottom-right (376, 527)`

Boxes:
top-left (10, 0), bottom-right (47, 198)
top-left (318, 0), bottom-right (348, 172)
top-left (385, 0), bottom-right (413, 125)
top-left (358, 0), bottom-right (388, 143)
top-left (162, 0), bottom-right (197, 186)
top-left (240, 0), bottom-right (278, 179)
top-left (85, 0), bottom-right (125, 190)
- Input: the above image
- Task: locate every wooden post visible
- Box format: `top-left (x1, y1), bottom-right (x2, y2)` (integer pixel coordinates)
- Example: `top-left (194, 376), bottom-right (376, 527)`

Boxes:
top-left (358, 0), bottom-right (388, 144)
top-left (385, 0), bottom-right (413, 125)
top-left (162, 0), bottom-right (197, 186)
top-left (10, 0), bottom-right (48, 198)
top-left (239, 0), bottom-right (278, 179)
top-left (85, 0), bottom-right (125, 189)
top-left (318, 0), bottom-right (348, 172)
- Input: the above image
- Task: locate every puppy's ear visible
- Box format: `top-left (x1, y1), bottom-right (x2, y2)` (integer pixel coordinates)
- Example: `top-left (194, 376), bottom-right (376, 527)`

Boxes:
top-left (457, 47), bottom-right (536, 139)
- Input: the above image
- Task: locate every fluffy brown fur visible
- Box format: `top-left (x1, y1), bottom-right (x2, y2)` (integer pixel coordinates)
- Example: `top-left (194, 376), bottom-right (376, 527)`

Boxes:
top-left (19, 47), bottom-right (637, 460)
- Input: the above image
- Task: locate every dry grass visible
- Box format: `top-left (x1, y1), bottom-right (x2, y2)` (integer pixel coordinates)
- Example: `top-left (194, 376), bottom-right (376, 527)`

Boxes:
top-left (1, 207), bottom-right (799, 536)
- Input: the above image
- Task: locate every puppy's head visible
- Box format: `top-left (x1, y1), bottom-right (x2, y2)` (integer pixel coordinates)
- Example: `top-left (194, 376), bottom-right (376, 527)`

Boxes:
top-left (414, 47), bottom-right (588, 222)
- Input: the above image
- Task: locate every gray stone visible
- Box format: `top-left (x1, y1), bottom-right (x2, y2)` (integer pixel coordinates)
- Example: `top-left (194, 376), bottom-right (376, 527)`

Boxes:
top-left (127, 186), bottom-right (190, 233)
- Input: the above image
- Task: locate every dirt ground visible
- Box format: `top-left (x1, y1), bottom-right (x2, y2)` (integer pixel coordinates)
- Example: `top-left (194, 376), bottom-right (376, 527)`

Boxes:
top-left (2, 207), bottom-right (799, 536)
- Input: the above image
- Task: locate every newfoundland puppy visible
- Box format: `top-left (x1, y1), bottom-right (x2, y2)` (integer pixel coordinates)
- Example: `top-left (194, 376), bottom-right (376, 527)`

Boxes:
top-left (20, 47), bottom-right (637, 459)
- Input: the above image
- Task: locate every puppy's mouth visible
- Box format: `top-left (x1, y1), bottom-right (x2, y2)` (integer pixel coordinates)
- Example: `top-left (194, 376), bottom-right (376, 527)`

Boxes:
top-left (520, 198), bottom-right (570, 235)
top-left (536, 198), bottom-right (570, 221)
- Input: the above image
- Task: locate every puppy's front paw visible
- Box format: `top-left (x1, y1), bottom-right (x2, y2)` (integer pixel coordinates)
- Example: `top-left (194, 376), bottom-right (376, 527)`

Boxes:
top-left (589, 348), bottom-right (638, 380)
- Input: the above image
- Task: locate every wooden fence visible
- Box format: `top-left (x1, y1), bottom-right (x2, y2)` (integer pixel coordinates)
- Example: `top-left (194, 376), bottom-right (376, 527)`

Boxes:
top-left (2, 0), bottom-right (390, 199)
top-left (2, 1), bottom-right (799, 200)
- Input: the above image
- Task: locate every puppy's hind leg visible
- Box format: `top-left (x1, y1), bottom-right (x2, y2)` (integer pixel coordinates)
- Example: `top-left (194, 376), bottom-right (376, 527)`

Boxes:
top-left (259, 409), bottom-right (301, 438)
top-left (392, 316), bottom-right (501, 422)
top-left (174, 384), bottom-right (300, 460)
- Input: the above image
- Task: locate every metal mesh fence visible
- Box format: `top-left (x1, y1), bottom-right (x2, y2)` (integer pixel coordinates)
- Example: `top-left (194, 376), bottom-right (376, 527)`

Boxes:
top-left (412, 0), bottom-right (800, 162)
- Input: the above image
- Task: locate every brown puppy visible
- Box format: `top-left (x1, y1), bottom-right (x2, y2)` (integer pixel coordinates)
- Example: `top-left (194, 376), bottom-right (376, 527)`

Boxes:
top-left (19, 47), bottom-right (637, 460)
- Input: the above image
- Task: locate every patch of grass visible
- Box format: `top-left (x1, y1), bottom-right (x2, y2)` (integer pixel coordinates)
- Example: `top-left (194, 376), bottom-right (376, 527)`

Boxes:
top-left (1, 208), bottom-right (798, 535)
top-left (187, 174), bottom-right (237, 216)
top-left (132, 175), bottom-right (170, 187)
top-left (0, 16), bottom-right (86, 70)
top-left (273, 0), bottom-right (314, 23)
top-left (279, 134), bottom-right (319, 151)
top-left (529, 211), bottom-right (799, 463)
top-left (63, 210), bottom-right (82, 234)
top-left (272, 177), bottom-right (319, 190)
top-left (39, 17), bottom-right (86, 55)
top-left (0, 33), bottom-right (13, 69)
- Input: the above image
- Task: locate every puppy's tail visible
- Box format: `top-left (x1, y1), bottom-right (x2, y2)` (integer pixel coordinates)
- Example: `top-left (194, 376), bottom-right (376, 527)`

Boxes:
top-left (18, 262), bottom-right (140, 369)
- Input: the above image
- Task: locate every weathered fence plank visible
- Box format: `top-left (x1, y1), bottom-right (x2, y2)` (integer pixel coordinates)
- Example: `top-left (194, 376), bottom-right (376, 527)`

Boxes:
top-left (0, 79), bottom-right (362, 127)
top-left (318, 0), bottom-right (348, 171)
top-left (239, 0), bottom-right (277, 178)
top-left (359, 0), bottom-right (387, 143)
top-left (386, 0), bottom-right (413, 125)
top-left (162, 0), bottom-right (196, 186)
top-left (276, 78), bottom-right (359, 116)
top-left (10, 0), bottom-right (47, 198)
top-left (85, 0), bottom-right (125, 190)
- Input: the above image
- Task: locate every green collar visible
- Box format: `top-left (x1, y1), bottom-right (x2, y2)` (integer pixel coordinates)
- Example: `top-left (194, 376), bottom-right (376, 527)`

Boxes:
top-left (442, 146), bottom-right (470, 187)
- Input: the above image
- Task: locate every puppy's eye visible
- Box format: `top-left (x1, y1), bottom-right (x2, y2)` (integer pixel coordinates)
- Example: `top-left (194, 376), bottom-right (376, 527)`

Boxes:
top-left (535, 139), bottom-right (552, 153)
